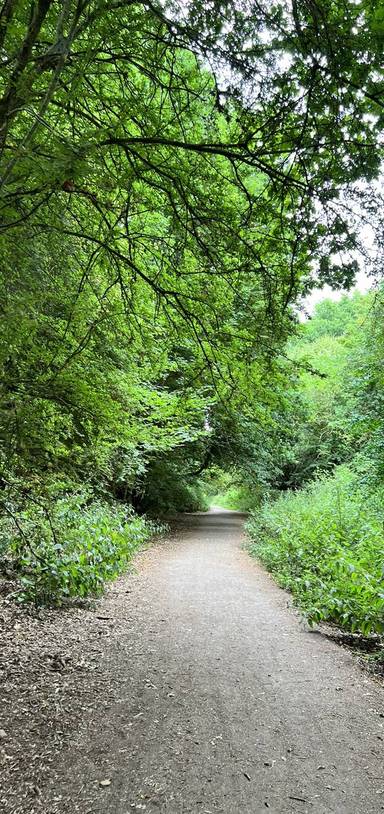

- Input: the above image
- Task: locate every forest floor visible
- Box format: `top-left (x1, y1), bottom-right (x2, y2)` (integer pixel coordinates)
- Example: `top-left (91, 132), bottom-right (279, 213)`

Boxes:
top-left (1, 508), bottom-right (384, 814)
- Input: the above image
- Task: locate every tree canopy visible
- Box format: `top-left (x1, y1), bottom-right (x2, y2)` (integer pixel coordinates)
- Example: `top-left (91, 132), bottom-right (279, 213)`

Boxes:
top-left (1, 1), bottom-right (384, 604)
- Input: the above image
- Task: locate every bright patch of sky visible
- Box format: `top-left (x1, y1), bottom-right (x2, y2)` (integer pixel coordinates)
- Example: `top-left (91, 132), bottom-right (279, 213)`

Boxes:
top-left (302, 268), bottom-right (372, 317)
top-left (300, 223), bottom-right (376, 318)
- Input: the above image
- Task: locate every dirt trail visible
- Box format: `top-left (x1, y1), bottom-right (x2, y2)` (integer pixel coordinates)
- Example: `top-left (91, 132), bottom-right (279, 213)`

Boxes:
top-left (2, 509), bottom-right (384, 814)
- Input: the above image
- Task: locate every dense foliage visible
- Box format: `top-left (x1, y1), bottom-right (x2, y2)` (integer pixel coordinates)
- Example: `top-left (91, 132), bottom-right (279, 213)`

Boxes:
top-left (0, 483), bottom-right (161, 604)
top-left (1, 1), bottom-right (383, 602)
top-left (247, 292), bottom-right (384, 635)
top-left (248, 467), bottom-right (384, 634)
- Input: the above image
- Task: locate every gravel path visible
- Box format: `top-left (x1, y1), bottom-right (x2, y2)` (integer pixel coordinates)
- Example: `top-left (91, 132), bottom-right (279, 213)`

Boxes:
top-left (1, 509), bottom-right (384, 813)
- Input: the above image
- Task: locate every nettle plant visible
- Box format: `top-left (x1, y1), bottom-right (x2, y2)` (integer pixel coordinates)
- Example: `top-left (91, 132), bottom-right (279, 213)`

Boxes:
top-left (247, 466), bottom-right (384, 636)
top-left (1, 489), bottom-right (160, 605)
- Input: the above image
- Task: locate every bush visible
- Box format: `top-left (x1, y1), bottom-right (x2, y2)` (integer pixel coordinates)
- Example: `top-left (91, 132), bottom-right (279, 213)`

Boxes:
top-left (247, 466), bottom-right (384, 634)
top-left (211, 484), bottom-right (257, 511)
top-left (140, 457), bottom-right (210, 514)
top-left (0, 489), bottom-right (161, 605)
top-left (207, 468), bottom-right (263, 512)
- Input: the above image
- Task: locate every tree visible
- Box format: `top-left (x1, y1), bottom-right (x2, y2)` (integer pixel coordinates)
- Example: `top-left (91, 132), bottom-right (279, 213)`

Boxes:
top-left (1, 0), bottom-right (383, 507)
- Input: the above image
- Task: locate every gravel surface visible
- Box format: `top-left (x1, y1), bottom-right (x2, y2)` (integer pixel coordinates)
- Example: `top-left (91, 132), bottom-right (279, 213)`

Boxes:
top-left (1, 508), bottom-right (383, 813)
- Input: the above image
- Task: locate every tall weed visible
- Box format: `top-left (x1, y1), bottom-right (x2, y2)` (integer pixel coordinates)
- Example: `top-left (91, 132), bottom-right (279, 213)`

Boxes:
top-left (247, 466), bottom-right (384, 634)
top-left (0, 489), bottom-right (161, 605)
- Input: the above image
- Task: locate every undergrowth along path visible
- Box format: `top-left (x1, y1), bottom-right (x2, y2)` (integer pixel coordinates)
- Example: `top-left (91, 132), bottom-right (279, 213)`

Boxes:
top-left (1, 509), bottom-right (383, 813)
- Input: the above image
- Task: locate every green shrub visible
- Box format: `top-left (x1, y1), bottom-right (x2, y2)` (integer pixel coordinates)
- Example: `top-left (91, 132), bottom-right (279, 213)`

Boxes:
top-left (207, 468), bottom-right (263, 512)
top-left (0, 490), bottom-right (161, 605)
top-left (140, 457), bottom-right (210, 514)
top-left (247, 466), bottom-right (384, 634)
top-left (211, 484), bottom-right (257, 512)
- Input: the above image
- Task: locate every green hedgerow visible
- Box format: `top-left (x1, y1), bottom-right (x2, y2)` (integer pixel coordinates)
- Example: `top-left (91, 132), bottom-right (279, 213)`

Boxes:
top-left (0, 489), bottom-right (162, 605)
top-left (247, 465), bottom-right (384, 635)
